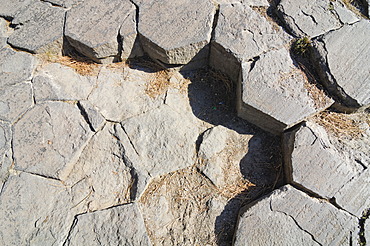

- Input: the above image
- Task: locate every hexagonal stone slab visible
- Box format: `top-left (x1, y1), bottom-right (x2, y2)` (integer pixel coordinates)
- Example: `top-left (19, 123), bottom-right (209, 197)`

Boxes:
top-left (8, 1), bottom-right (65, 53)
top-left (0, 82), bottom-right (33, 123)
top-left (13, 102), bottom-right (93, 179)
top-left (210, 2), bottom-right (291, 81)
top-left (138, 0), bottom-right (215, 65)
top-left (238, 47), bottom-right (333, 134)
top-left (235, 185), bottom-right (358, 245)
top-left (312, 20), bottom-right (370, 108)
top-left (65, 0), bottom-right (135, 63)
top-left (66, 203), bottom-right (150, 245)
top-left (0, 48), bottom-right (36, 88)
top-left (0, 172), bottom-right (83, 245)
top-left (277, 0), bottom-right (359, 38)
top-left (88, 66), bottom-right (164, 122)
top-left (33, 63), bottom-right (96, 102)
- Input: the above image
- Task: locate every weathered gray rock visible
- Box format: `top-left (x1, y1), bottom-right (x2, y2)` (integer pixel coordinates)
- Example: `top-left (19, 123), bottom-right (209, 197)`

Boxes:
top-left (0, 82), bottom-right (33, 123)
top-left (119, 9), bottom-right (143, 59)
top-left (235, 185), bottom-right (358, 245)
top-left (284, 121), bottom-right (363, 198)
top-left (0, 48), bottom-right (36, 88)
top-left (138, 0), bottom-right (215, 64)
top-left (0, 0), bottom-right (35, 18)
top-left (13, 102), bottom-right (93, 179)
top-left (65, 0), bottom-right (135, 63)
top-left (312, 20), bottom-right (370, 107)
top-left (8, 1), bottom-right (65, 53)
top-left (0, 122), bottom-right (11, 188)
top-left (238, 48), bottom-right (333, 134)
top-left (121, 105), bottom-right (200, 177)
top-left (0, 172), bottom-right (84, 245)
top-left (139, 168), bottom-right (228, 245)
top-left (66, 203), bottom-right (150, 246)
top-left (33, 63), bottom-right (96, 102)
top-left (77, 101), bottom-right (105, 132)
top-left (0, 18), bottom-right (10, 49)
top-left (277, 0), bottom-right (359, 37)
top-left (44, 0), bottom-right (84, 8)
top-left (88, 66), bottom-right (164, 122)
top-left (210, 3), bottom-right (291, 81)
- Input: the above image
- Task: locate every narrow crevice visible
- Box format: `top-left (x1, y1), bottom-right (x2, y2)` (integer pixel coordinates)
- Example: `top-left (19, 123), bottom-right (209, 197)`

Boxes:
top-left (355, 159), bottom-right (368, 170)
top-left (359, 208), bottom-right (370, 246)
top-left (247, 56), bottom-right (260, 73)
top-left (18, 170), bottom-right (61, 181)
top-left (76, 101), bottom-right (95, 132)
top-left (328, 197), bottom-right (357, 217)
top-left (119, 124), bottom-right (140, 157)
top-left (40, 0), bottom-right (64, 8)
top-left (62, 215), bottom-right (79, 246)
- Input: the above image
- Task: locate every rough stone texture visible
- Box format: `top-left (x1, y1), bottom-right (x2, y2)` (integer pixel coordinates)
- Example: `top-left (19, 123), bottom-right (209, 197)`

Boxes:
top-left (65, 0), bottom-right (135, 62)
top-left (0, 48), bottom-right (36, 88)
top-left (0, 82), bottom-right (33, 123)
top-left (235, 185), bottom-right (358, 245)
top-left (7, 1), bottom-right (65, 53)
top-left (312, 20), bottom-right (370, 107)
top-left (0, 18), bottom-right (10, 49)
top-left (0, 122), bottom-right (11, 188)
top-left (277, 0), bottom-right (359, 37)
top-left (284, 121), bottom-right (363, 198)
top-left (238, 48), bottom-right (333, 134)
top-left (119, 9), bottom-right (143, 59)
top-left (33, 63), bottom-right (96, 102)
top-left (88, 66), bottom-right (164, 122)
top-left (13, 102), bottom-right (93, 179)
top-left (121, 105), bottom-right (200, 178)
top-left (66, 203), bottom-right (150, 246)
top-left (44, 0), bottom-right (84, 8)
top-left (77, 100), bottom-right (105, 132)
top-left (210, 3), bottom-right (291, 81)
top-left (0, 172), bottom-right (84, 245)
top-left (0, 0), bottom-right (35, 18)
top-left (138, 0), bottom-right (215, 64)
top-left (139, 168), bottom-right (228, 245)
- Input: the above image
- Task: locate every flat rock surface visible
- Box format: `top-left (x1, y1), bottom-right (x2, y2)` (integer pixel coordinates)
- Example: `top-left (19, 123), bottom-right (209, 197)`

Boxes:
top-left (0, 0), bottom-right (36, 18)
top-left (235, 185), bottom-right (358, 245)
top-left (0, 121), bottom-right (11, 187)
top-left (7, 1), bottom-right (65, 53)
top-left (66, 203), bottom-right (150, 246)
top-left (138, 0), bottom-right (215, 64)
top-left (313, 20), bottom-right (370, 107)
top-left (0, 48), bottom-right (35, 88)
top-left (238, 47), bottom-right (333, 134)
top-left (44, 0), bottom-right (85, 8)
top-left (277, 0), bottom-right (359, 37)
top-left (65, 0), bottom-right (135, 62)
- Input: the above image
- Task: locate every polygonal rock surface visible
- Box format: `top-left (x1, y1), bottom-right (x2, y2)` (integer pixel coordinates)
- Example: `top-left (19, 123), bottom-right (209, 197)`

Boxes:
top-left (0, 0), bottom-right (35, 19)
top-left (0, 48), bottom-right (36, 88)
top-left (139, 168), bottom-right (228, 245)
top-left (238, 48), bottom-right (333, 134)
top-left (312, 20), bottom-right (370, 107)
top-left (0, 172), bottom-right (83, 245)
top-left (64, 123), bottom-right (139, 211)
top-left (284, 122), bottom-right (365, 204)
top-left (138, 0), bottom-right (215, 64)
top-left (33, 63), bottom-right (96, 102)
top-left (277, 0), bottom-right (359, 37)
top-left (88, 66), bottom-right (164, 122)
top-left (210, 3), bottom-right (291, 81)
top-left (13, 102), bottom-right (93, 179)
top-left (65, 0), bottom-right (135, 62)
top-left (66, 203), bottom-right (150, 246)
top-left (7, 1), bottom-right (65, 53)
top-left (121, 105), bottom-right (200, 177)
top-left (0, 82), bottom-right (33, 123)
top-left (235, 185), bottom-right (358, 245)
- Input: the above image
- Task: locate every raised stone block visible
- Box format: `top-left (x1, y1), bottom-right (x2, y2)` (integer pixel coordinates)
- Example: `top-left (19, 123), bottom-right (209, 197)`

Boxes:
top-left (7, 1), bottom-right (65, 53)
top-left (138, 0), bottom-right (215, 65)
top-left (312, 20), bottom-right (370, 108)
top-left (277, 0), bottom-right (359, 37)
top-left (210, 2), bottom-right (290, 81)
top-left (65, 0), bottom-right (135, 63)
top-left (237, 48), bottom-right (333, 134)
top-left (235, 185), bottom-right (358, 245)
top-left (0, 0), bottom-right (35, 19)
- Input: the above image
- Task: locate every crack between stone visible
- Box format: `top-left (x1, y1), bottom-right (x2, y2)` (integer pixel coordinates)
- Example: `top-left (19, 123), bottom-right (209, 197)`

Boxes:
top-left (269, 199), bottom-right (323, 245)
top-left (278, 5), bottom-right (307, 37)
top-left (76, 101), bottom-right (96, 132)
top-left (119, 125), bottom-right (140, 157)
top-left (17, 169), bottom-right (61, 181)
top-left (301, 10), bottom-right (318, 25)
top-left (358, 208), bottom-right (370, 245)
top-left (62, 214), bottom-right (79, 246)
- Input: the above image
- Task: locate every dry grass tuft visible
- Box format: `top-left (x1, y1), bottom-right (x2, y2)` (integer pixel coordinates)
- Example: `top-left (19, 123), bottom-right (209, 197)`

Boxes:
top-left (313, 111), bottom-right (370, 139)
top-left (145, 70), bottom-right (172, 98)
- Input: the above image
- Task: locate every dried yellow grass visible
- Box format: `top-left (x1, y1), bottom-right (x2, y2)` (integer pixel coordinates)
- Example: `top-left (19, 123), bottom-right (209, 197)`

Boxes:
top-left (145, 70), bottom-right (172, 98)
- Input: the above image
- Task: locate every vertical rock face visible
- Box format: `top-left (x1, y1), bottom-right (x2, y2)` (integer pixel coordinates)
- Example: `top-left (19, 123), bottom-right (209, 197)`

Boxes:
top-left (277, 0), bottom-right (359, 37)
top-left (66, 203), bottom-right (150, 246)
top-left (65, 0), bottom-right (136, 63)
top-left (312, 20), bottom-right (370, 108)
top-left (7, 1), bottom-right (65, 53)
top-left (238, 48), bottom-right (333, 134)
top-left (138, 0), bottom-right (215, 65)
top-left (235, 185), bottom-right (358, 246)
